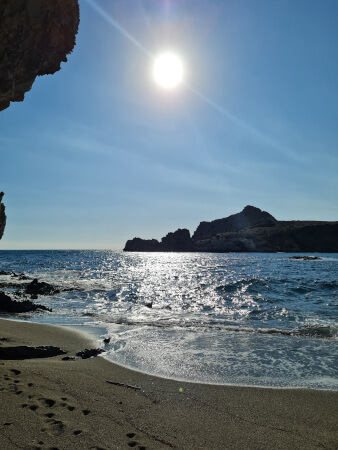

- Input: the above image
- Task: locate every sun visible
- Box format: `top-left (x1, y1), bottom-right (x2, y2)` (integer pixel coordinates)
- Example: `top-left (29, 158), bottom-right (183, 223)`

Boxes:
top-left (153, 53), bottom-right (184, 89)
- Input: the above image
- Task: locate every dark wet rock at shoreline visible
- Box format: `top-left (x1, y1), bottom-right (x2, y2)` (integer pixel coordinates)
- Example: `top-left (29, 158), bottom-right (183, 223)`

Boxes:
top-left (76, 348), bottom-right (104, 359)
top-left (62, 348), bottom-right (104, 361)
top-left (124, 205), bottom-right (338, 253)
top-left (0, 291), bottom-right (52, 313)
top-left (0, 345), bottom-right (66, 360)
top-left (25, 278), bottom-right (60, 296)
top-left (0, 0), bottom-right (80, 111)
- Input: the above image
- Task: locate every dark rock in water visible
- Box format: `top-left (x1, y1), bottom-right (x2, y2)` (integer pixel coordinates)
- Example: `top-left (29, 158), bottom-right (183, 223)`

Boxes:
top-left (0, 192), bottom-right (6, 240)
top-left (124, 205), bottom-right (338, 253)
top-left (18, 274), bottom-right (30, 280)
top-left (145, 302), bottom-right (153, 308)
top-left (25, 279), bottom-right (60, 296)
top-left (124, 238), bottom-right (162, 252)
top-left (103, 337), bottom-right (111, 344)
top-left (124, 229), bottom-right (193, 252)
top-left (0, 270), bottom-right (12, 276)
top-left (289, 256), bottom-right (322, 261)
top-left (76, 348), bottom-right (104, 359)
top-left (193, 205), bottom-right (277, 239)
top-left (0, 291), bottom-right (51, 313)
top-left (0, 345), bottom-right (66, 360)
top-left (161, 229), bottom-right (193, 251)
top-left (0, 0), bottom-right (80, 111)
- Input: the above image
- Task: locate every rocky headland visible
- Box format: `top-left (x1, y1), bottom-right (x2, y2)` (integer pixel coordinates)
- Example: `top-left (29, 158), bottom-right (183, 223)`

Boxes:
top-left (124, 205), bottom-right (338, 253)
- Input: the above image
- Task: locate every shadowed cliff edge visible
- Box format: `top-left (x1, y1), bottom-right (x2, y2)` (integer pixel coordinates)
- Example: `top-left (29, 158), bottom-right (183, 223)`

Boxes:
top-left (124, 205), bottom-right (338, 253)
top-left (0, 0), bottom-right (80, 111)
top-left (0, 192), bottom-right (6, 240)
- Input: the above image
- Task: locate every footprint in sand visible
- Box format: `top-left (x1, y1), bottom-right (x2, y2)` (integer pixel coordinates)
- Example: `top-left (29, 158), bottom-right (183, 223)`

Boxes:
top-left (126, 433), bottom-right (147, 449)
top-left (39, 397), bottom-right (55, 407)
top-left (42, 418), bottom-right (65, 436)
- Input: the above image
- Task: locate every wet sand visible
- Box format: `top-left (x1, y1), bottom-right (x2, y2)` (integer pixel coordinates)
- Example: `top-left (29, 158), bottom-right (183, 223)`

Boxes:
top-left (0, 317), bottom-right (337, 449)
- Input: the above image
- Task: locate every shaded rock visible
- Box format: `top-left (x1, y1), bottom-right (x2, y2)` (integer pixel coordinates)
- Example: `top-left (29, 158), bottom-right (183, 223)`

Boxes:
top-left (25, 278), bottom-right (59, 295)
top-left (161, 228), bottom-right (193, 251)
top-left (76, 348), bottom-right (104, 359)
top-left (124, 229), bottom-right (193, 252)
top-left (193, 205), bottom-right (277, 239)
top-left (0, 0), bottom-right (80, 111)
top-left (0, 291), bottom-right (51, 313)
top-left (0, 192), bottom-right (6, 240)
top-left (124, 238), bottom-right (162, 252)
top-left (289, 256), bottom-right (322, 261)
top-left (0, 345), bottom-right (66, 360)
top-left (18, 273), bottom-right (30, 280)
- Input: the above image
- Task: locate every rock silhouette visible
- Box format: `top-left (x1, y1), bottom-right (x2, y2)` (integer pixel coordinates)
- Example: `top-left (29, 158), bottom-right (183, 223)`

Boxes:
top-left (0, 291), bottom-right (51, 313)
top-left (0, 0), bottom-right (80, 111)
top-left (0, 192), bottom-right (6, 240)
top-left (124, 205), bottom-right (338, 253)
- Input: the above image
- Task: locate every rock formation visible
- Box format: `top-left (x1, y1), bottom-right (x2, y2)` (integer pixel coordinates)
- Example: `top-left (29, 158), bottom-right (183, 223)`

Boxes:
top-left (193, 205), bottom-right (276, 239)
top-left (124, 205), bottom-right (338, 253)
top-left (124, 229), bottom-right (193, 252)
top-left (0, 192), bottom-right (5, 240)
top-left (0, 0), bottom-right (80, 111)
top-left (0, 291), bottom-right (52, 313)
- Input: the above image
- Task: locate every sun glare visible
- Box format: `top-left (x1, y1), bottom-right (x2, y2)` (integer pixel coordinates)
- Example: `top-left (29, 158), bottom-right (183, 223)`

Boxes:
top-left (153, 53), bottom-right (184, 89)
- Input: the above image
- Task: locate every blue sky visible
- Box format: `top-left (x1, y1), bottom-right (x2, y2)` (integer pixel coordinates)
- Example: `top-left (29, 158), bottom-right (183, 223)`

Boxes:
top-left (1, 0), bottom-right (337, 249)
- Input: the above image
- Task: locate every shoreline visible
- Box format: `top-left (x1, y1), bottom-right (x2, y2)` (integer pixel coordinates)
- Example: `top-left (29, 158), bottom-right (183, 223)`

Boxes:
top-left (1, 318), bottom-right (337, 449)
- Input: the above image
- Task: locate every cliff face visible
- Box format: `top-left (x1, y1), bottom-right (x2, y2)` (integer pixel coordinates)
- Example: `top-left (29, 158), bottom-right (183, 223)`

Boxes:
top-left (124, 206), bottom-right (338, 253)
top-left (0, 192), bottom-right (6, 240)
top-left (193, 205), bottom-right (276, 239)
top-left (0, 0), bottom-right (80, 111)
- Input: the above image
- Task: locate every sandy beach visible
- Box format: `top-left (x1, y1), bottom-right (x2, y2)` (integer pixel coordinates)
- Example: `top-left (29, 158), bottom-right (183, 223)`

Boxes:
top-left (0, 318), bottom-right (337, 449)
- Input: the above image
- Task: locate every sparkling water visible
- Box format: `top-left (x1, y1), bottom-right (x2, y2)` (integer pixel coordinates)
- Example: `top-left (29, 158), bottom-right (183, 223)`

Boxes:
top-left (0, 250), bottom-right (337, 390)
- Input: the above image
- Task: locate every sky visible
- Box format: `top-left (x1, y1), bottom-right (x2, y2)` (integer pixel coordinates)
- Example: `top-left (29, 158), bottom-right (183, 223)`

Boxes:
top-left (0, 0), bottom-right (338, 250)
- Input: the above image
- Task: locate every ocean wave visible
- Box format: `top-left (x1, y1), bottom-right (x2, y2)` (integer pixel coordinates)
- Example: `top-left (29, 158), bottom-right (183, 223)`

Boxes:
top-left (82, 312), bottom-right (337, 339)
top-left (215, 278), bottom-right (268, 293)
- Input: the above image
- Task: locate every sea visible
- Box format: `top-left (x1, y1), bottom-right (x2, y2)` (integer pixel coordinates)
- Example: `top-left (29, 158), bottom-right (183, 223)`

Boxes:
top-left (0, 250), bottom-right (337, 390)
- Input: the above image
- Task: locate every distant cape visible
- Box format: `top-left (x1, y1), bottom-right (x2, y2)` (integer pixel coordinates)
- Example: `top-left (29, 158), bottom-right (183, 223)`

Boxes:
top-left (123, 205), bottom-right (338, 253)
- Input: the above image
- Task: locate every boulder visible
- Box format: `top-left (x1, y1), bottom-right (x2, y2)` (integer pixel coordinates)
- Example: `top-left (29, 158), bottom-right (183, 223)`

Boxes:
top-left (25, 278), bottom-right (59, 295)
top-left (75, 348), bottom-right (104, 359)
top-left (0, 291), bottom-right (51, 313)
top-left (0, 345), bottom-right (66, 360)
